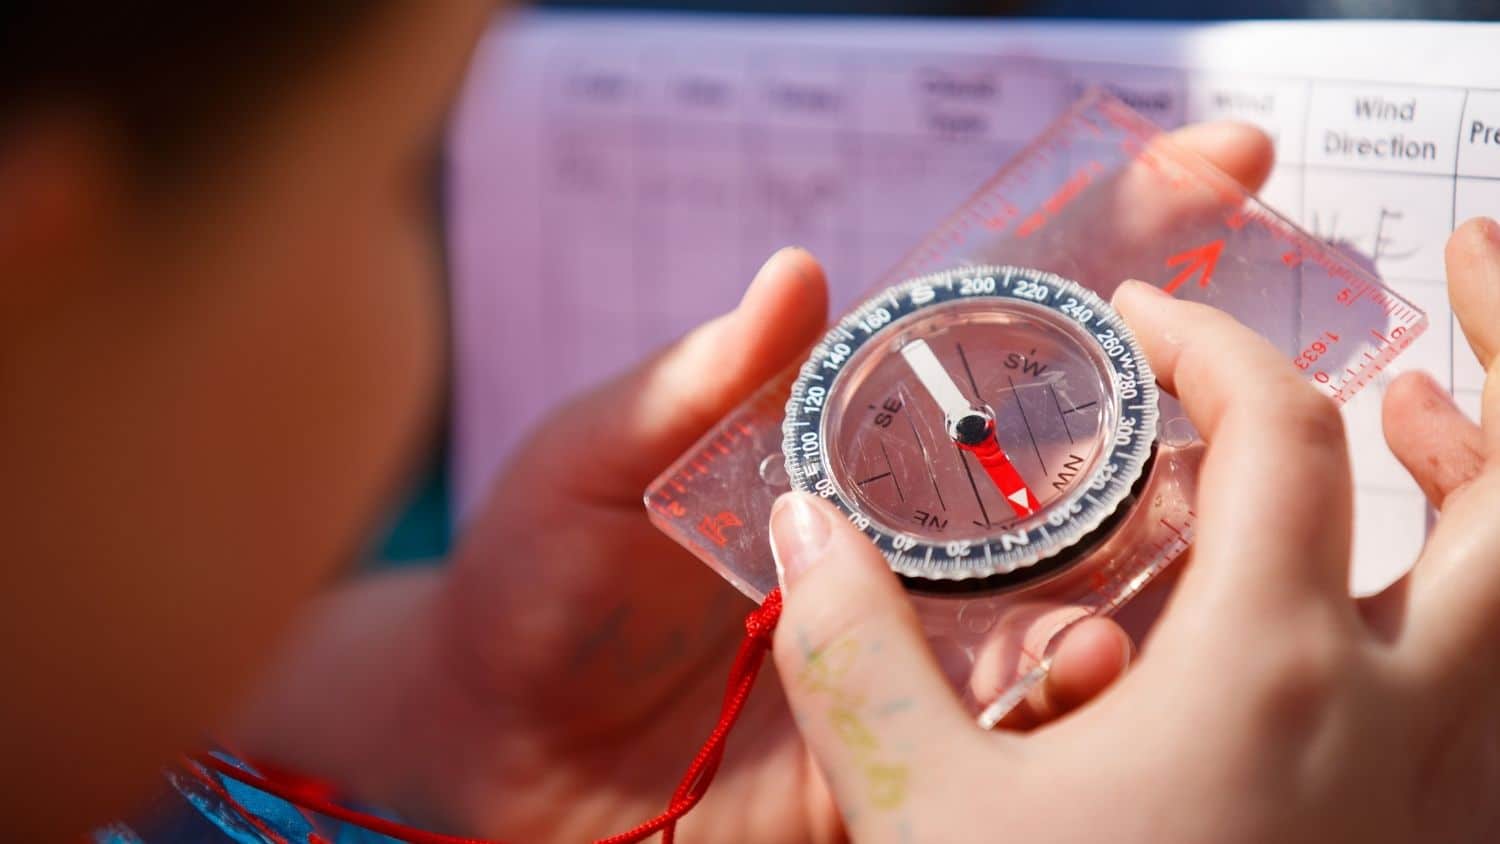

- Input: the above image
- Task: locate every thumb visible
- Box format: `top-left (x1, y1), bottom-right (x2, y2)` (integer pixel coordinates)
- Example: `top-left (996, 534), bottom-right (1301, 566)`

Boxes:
top-left (770, 492), bottom-right (975, 824)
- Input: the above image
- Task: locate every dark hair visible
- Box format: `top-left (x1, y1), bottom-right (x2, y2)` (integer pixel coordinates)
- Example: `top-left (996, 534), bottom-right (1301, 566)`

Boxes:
top-left (0, 4), bottom-right (383, 172)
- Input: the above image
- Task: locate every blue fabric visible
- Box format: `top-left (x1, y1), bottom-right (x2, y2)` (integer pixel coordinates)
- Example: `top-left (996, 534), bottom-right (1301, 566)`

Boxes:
top-left (97, 753), bottom-right (408, 844)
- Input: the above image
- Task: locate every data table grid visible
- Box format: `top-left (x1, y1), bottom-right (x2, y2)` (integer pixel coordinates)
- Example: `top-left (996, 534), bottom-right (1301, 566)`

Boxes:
top-left (450, 16), bottom-right (1500, 596)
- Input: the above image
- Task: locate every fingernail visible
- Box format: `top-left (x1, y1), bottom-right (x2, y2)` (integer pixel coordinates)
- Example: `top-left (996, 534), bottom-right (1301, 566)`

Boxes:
top-left (1411, 370), bottom-right (1457, 408)
top-left (1475, 217), bottom-right (1500, 249)
top-left (1121, 278), bottom-right (1170, 298)
top-left (767, 245), bottom-right (812, 267)
top-left (770, 493), bottom-right (831, 591)
top-left (1116, 626), bottom-right (1136, 669)
top-left (742, 247), bottom-right (813, 308)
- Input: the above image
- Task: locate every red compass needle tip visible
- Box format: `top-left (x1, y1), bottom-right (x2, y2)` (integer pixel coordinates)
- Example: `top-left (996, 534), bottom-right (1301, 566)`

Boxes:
top-left (959, 430), bottom-right (1040, 518)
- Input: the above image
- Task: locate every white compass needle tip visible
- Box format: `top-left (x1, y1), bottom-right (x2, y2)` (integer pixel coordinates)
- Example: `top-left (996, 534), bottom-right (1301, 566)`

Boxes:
top-left (899, 338), bottom-right (974, 421)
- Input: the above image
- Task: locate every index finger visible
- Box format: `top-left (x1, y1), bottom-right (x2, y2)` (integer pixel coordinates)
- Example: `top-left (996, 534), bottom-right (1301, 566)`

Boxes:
top-left (1113, 280), bottom-right (1354, 612)
top-left (1061, 123), bottom-right (1274, 294)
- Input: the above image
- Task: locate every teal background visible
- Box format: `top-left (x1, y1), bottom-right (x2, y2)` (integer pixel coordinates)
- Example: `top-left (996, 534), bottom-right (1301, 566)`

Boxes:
top-left (374, 455), bottom-right (451, 566)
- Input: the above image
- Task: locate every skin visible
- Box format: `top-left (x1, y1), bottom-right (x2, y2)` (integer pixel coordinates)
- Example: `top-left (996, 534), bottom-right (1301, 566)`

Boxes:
top-left (0, 2), bottom-right (491, 838)
top-left (771, 218), bottom-right (1500, 843)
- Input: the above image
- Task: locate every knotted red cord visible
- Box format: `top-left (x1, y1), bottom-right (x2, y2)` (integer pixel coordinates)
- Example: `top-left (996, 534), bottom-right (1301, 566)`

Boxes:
top-left (597, 588), bottom-right (782, 844)
top-left (192, 588), bottom-right (783, 844)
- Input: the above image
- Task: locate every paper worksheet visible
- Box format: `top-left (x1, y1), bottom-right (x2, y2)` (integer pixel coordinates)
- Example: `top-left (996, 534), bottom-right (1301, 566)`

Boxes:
top-left (447, 12), bottom-right (1500, 595)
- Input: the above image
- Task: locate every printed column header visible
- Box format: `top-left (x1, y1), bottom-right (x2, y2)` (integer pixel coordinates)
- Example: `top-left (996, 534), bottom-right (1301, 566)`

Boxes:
top-left (1304, 83), bottom-right (1466, 175)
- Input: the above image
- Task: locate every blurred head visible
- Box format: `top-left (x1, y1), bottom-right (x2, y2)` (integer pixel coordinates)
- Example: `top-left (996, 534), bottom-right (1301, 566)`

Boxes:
top-left (0, 2), bottom-right (489, 837)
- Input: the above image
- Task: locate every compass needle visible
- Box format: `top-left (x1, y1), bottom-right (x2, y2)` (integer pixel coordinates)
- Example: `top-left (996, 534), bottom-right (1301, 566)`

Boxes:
top-left (899, 338), bottom-right (1040, 519)
top-left (899, 338), bottom-right (973, 422)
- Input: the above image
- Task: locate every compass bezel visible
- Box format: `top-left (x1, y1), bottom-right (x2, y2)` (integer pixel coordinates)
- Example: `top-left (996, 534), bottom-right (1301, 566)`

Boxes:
top-left (781, 265), bottom-right (1159, 590)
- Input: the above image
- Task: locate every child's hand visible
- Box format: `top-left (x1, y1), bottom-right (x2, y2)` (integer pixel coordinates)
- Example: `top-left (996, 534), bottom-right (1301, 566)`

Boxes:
top-left (238, 247), bottom-right (1136, 842)
top-left (769, 219), bottom-right (1500, 843)
top-left (435, 246), bottom-right (840, 839)
top-left (237, 122), bottom-right (1276, 842)
top-left (427, 246), bottom-right (1142, 841)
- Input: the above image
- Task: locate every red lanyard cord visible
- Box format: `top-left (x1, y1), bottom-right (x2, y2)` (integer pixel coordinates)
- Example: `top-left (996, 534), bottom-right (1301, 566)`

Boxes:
top-left (190, 588), bottom-right (784, 844)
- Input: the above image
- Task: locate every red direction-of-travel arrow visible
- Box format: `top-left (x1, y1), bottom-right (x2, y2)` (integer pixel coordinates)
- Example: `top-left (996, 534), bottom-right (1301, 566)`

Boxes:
top-left (1163, 239), bottom-right (1225, 295)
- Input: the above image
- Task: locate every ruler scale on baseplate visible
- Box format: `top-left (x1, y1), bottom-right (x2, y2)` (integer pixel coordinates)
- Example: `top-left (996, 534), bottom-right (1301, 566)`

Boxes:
top-left (646, 89), bottom-right (1427, 725)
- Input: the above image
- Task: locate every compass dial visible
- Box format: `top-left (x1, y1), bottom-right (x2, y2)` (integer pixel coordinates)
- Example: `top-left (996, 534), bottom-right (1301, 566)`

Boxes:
top-left (783, 266), bottom-right (1158, 590)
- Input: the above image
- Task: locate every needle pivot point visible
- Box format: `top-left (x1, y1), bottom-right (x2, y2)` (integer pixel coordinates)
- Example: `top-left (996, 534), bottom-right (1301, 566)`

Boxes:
top-left (950, 409), bottom-right (994, 446)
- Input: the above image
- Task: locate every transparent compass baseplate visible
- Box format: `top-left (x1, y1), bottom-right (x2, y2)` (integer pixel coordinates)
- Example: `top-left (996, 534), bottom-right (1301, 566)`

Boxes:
top-left (645, 90), bottom-right (1427, 725)
top-left (788, 267), bottom-right (1167, 723)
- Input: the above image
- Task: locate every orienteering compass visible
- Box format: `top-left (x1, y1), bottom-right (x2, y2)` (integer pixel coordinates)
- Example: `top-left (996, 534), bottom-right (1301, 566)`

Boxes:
top-left (650, 93), bottom-right (1425, 722)
top-left (783, 266), bottom-right (1159, 592)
